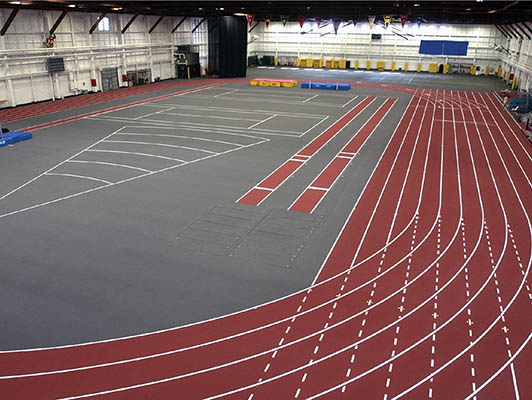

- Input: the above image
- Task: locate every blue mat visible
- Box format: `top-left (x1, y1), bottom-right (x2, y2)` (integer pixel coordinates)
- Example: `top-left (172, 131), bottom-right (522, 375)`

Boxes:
top-left (301, 81), bottom-right (351, 91)
top-left (0, 131), bottom-right (32, 147)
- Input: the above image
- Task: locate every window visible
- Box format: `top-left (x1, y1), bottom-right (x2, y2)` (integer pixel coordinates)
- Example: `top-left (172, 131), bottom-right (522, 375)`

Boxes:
top-left (98, 16), bottom-right (110, 32)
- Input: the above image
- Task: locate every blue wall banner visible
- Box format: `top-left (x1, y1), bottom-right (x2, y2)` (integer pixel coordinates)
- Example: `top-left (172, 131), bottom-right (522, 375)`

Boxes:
top-left (419, 40), bottom-right (468, 56)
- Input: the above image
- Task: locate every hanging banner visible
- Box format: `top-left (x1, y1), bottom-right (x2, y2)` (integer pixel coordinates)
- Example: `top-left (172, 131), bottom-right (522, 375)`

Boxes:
top-left (265, 18), bottom-right (271, 28)
top-left (400, 15), bottom-right (408, 27)
top-left (352, 17), bottom-right (357, 27)
top-left (384, 15), bottom-right (392, 27)
top-left (246, 14), bottom-right (254, 26)
top-left (368, 16), bottom-right (375, 29)
top-left (315, 16), bottom-right (322, 28)
top-left (298, 15), bottom-right (306, 28)
top-left (281, 15), bottom-right (289, 26)
top-left (417, 18), bottom-right (422, 28)
top-left (333, 19), bottom-right (341, 35)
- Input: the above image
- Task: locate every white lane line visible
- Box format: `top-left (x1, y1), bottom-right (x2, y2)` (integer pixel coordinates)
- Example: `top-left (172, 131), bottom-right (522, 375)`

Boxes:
top-left (85, 149), bottom-right (186, 163)
top-left (490, 224), bottom-right (520, 399)
top-left (247, 114), bottom-right (278, 130)
top-left (462, 219), bottom-right (478, 400)
top-left (103, 140), bottom-right (218, 155)
top-left (383, 215), bottom-right (419, 399)
top-left (428, 218), bottom-right (442, 399)
top-left (302, 94), bottom-right (319, 103)
top-left (66, 160), bottom-right (152, 173)
top-left (45, 173), bottom-right (112, 185)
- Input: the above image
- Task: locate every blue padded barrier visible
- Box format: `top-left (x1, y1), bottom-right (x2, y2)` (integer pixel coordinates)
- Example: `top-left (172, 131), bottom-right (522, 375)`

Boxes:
top-left (301, 81), bottom-right (351, 91)
top-left (0, 131), bottom-right (32, 147)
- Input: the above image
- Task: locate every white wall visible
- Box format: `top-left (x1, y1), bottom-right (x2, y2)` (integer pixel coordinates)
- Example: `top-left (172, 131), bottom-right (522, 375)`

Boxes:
top-left (249, 21), bottom-right (504, 74)
top-left (499, 26), bottom-right (532, 91)
top-left (0, 8), bottom-right (208, 107)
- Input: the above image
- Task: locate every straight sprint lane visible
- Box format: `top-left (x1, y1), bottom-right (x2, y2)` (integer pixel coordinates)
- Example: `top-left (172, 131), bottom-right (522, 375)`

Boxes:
top-left (289, 97), bottom-right (398, 214)
top-left (237, 96), bottom-right (376, 206)
top-left (0, 92), bottom-right (422, 398)
top-left (379, 89), bottom-right (532, 400)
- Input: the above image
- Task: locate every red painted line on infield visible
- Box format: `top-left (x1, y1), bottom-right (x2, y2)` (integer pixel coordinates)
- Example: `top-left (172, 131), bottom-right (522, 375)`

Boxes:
top-left (298, 96), bottom-right (375, 157)
top-left (312, 157), bottom-right (351, 189)
top-left (236, 187), bottom-right (273, 206)
top-left (259, 160), bottom-right (304, 190)
top-left (237, 96), bottom-right (376, 206)
top-left (289, 98), bottom-right (397, 213)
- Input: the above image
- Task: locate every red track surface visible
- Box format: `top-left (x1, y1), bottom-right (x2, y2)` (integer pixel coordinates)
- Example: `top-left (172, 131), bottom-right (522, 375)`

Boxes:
top-left (0, 79), bottom-right (224, 123)
top-left (1, 88), bottom-right (532, 400)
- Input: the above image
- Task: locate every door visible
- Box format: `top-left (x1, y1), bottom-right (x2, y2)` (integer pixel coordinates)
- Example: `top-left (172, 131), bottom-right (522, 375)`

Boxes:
top-left (101, 68), bottom-right (119, 91)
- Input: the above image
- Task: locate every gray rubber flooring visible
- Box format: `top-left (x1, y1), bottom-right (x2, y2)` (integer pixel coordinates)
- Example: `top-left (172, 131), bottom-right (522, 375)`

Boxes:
top-left (0, 71), bottom-right (505, 350)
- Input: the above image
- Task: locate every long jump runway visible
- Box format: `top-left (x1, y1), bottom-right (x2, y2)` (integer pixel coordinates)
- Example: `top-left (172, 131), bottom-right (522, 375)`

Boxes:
top-left (1, 82), bottom-right (531, 399)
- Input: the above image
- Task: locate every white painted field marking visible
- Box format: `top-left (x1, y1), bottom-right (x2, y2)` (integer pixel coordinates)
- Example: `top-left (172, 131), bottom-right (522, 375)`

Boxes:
top-left (247, 114), bottom-right (277, 130)
top-left (132, 107), bottom-right (175, 120)
top-left (213, 89), bottom-right (239, 98)
top-left (45, 173), bottom-right (112, 185)
top-left (86, 149), bottom-right (186, 163)
top-left (157, 111), bottom-right (262, 122)
top-left (116, 133), bottom-right (244, 148)
top-left (342, 95), bottom-right (360, 108)
top-left (66, 160), bottom-right (153, 173)
top-left (302, 94), bottom-right (319, 103)
top-left (103, 140), bottom-right (218, 155)
top-left (0, 135), bottom-right (267, 221)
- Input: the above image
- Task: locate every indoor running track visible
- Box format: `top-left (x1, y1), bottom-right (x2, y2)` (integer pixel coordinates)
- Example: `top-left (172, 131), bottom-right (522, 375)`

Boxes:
top-left (1, 89), bottom-right (532, 400)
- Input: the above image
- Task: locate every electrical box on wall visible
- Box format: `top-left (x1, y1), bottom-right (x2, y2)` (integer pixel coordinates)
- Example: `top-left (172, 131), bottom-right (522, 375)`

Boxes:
top-left (46, 57), bottom-right (65, 73)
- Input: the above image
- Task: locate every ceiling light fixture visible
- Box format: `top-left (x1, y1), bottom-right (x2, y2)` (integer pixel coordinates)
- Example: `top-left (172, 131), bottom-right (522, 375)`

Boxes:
top-left (68, 4), bottom-right (76, 7)
top-left (413, 3), bottom-right (420, 6)
top-left (488, 9), bottom-right (496, 13)
top-left (8, 1), bottom-right (21, 4)
top-left (220, 7), bottom-right (224, 11)
top-left (233, 12), bottom-right (246, 16)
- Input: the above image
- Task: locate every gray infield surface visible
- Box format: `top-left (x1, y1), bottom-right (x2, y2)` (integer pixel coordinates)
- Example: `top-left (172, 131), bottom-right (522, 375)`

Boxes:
top-left (0, 68), bottom-right (505, 349)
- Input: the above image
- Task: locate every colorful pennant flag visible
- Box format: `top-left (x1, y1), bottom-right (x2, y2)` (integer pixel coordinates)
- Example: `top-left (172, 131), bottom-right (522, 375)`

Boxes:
top-left (417, 17), bottom-right (422, 28)
top-left (368, 16), bottom-right (375, 29)
top-left (265, 18), bottom-right (271, 28)
top-left (281, 15), bottom-right (289, 26)
top-left (352, 17), bottom-right (357, 27)
top-left (400, 15), bottom-right (408, 27)
top-left (246, 14), bottom-right (254, 26)
top-left (315, 16), bottom-right (322, 28)
top-left (298, 15), bottom-right (306, 28)
top-left (333, 19), bottom-right (341, 34)
top-left (384, 15), bottom-right (392, 27)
